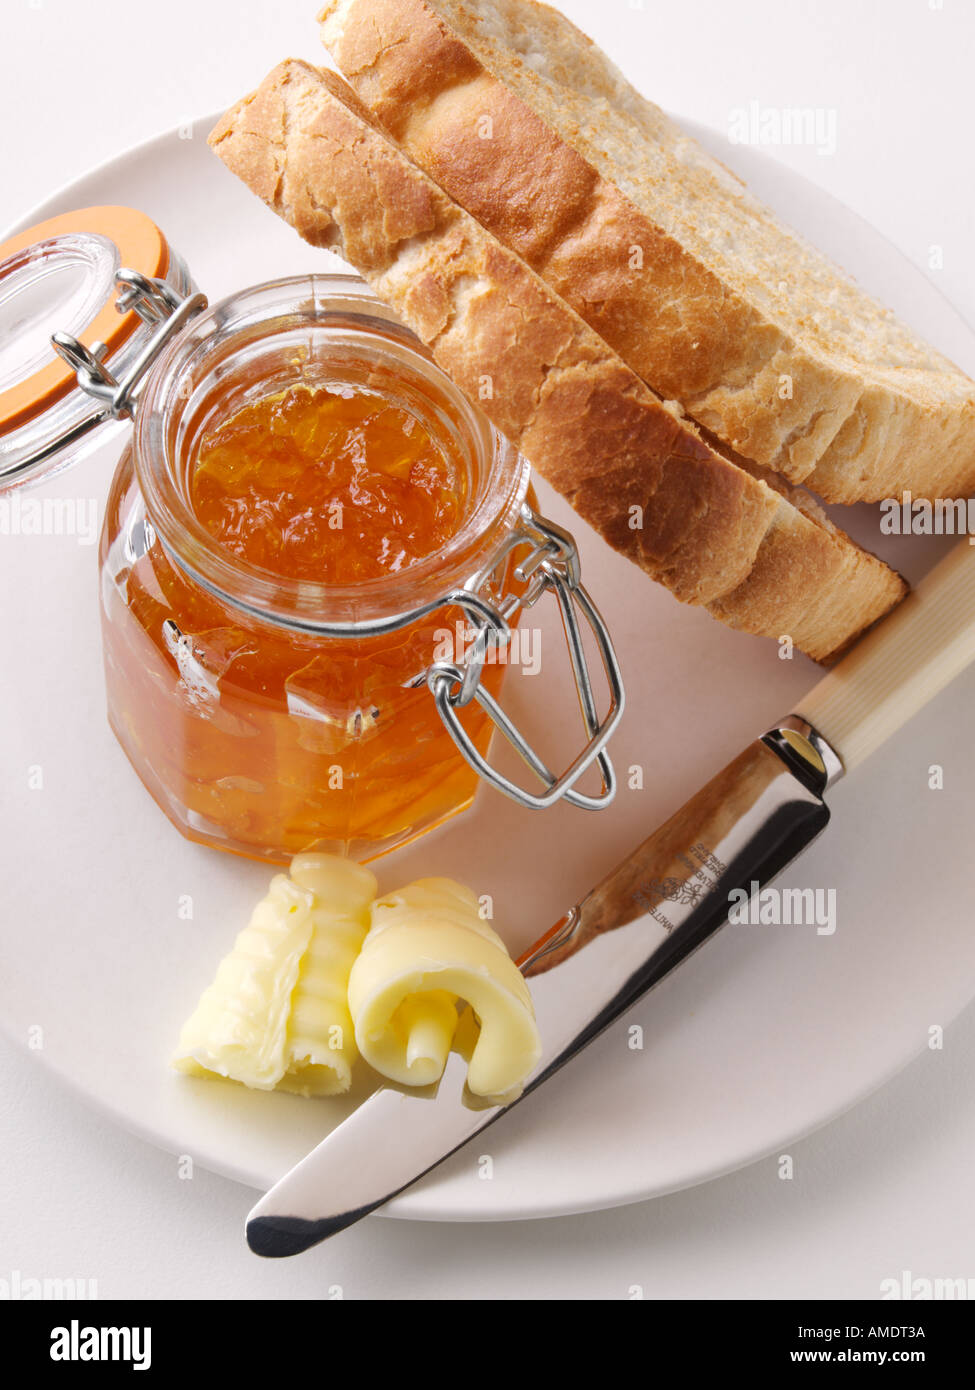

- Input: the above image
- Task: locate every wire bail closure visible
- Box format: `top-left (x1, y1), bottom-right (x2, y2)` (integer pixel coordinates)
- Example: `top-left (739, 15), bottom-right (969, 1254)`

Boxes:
top-left (51, 269), bottom-right (208, 421)
top-left (427, 508), bottom-right (624, 811)
top-left (53, 272), bottom-right (624, 814)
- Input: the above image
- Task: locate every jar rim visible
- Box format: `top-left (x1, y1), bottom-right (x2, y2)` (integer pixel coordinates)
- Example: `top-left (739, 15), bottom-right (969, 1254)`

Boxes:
top-left (132, 274), bottom-right (531, 634)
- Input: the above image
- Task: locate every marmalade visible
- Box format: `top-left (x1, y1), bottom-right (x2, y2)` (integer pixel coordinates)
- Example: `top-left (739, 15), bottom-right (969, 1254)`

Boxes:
top-left (100, 379), bottom-right (520, 864)
top-left (190, 385), bottom-right (467, 583)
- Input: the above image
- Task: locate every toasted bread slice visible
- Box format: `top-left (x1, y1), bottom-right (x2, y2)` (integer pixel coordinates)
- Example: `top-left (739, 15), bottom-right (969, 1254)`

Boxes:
top-left (209, 60), bottom-right (905, 660)
top-left (317, 0), bottom-right (975, 505)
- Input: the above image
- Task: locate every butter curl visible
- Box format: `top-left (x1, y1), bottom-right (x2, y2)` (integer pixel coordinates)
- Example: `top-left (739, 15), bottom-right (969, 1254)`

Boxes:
top-left (348, 879), bottom-right (541, 1098)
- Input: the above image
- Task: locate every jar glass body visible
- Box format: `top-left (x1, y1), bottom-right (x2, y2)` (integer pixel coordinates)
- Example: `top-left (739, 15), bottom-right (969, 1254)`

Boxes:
top-left (98, 277), bottom-right (531, 864)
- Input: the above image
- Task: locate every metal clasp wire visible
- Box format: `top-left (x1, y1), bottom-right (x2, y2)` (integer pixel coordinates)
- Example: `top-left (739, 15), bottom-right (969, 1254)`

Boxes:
top-left (51, 269), bottom-right (208, 420)
top-left (427, 506), bottom-right (624, 811)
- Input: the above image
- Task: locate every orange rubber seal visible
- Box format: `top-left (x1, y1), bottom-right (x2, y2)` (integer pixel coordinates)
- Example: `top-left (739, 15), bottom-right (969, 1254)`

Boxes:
top-left (0, 206), bottom-right (169, 435)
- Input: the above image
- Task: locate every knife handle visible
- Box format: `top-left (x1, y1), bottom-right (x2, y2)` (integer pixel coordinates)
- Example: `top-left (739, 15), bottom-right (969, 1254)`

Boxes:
top-left (796, 539), bottom-right (975, 773)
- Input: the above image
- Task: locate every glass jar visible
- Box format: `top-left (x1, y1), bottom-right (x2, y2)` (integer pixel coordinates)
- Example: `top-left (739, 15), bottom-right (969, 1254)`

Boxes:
top-left (1, 207), bottom-right (622, 867)
top-left (99, 276), bottom-right (551, 863)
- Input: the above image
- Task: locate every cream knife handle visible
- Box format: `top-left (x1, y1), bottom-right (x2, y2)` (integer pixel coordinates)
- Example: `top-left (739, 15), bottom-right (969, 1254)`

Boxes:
top-left (797, 540), bottom-right (975, 774)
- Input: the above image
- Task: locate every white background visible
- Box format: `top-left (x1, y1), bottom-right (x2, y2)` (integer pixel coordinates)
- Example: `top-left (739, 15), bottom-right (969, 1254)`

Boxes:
top-left (2, 0), bottom-right (974, 1300)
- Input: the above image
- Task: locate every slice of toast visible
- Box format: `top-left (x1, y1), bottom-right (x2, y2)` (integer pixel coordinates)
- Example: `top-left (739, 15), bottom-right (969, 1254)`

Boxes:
top-left (317, 0), bottom-right (975, 505)
top-left (209, 60), bottom-right (905, 661)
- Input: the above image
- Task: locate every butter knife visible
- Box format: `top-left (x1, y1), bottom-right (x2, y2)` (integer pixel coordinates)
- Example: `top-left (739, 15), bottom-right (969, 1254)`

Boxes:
top-left (247, 538), bottom-right (975, 1257)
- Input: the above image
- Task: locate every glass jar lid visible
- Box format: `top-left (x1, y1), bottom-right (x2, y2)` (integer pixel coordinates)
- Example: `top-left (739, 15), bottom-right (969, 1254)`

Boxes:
top-left (0, 205), bottom-right (194, 489)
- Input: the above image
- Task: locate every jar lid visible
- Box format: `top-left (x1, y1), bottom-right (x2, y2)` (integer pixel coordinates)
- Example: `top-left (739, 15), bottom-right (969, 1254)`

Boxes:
top-left (0, 205), bottom-right (190, 489)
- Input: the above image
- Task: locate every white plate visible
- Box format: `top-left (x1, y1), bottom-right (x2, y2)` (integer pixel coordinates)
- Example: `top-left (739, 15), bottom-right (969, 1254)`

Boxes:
top-left (2, 113), bottom-right (974, 1224)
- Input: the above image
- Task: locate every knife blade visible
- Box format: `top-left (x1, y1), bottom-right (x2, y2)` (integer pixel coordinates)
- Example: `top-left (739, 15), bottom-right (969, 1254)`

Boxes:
top-left (247, 538), bottom-right (975, 1257)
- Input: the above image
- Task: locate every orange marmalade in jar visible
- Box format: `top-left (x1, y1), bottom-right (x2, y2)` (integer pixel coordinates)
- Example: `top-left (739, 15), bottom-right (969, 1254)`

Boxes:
top-left (100, 277), bottom-right (538, 863)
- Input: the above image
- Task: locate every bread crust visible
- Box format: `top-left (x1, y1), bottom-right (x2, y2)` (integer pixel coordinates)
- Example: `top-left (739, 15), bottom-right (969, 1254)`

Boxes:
top-left (317, 0), bottom-right (975, 505)
top-left (209, 60), bottom-right (906, 661)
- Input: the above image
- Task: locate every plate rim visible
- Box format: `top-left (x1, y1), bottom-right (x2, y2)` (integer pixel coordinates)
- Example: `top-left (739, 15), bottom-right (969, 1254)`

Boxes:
top-left (4, 106), bottom-right (975, 1222)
